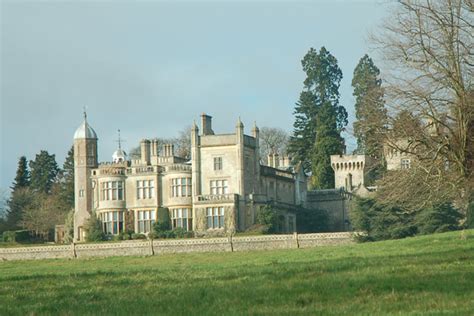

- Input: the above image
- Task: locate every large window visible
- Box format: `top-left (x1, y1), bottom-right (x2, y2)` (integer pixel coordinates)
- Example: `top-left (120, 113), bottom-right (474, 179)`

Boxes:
top-left (210, 180), bottom-right (228, 195)
top-left (100, 211), bottom-right (124, 235)
top-left (137, 210), bottom-right (156, 233)
top-left (137, 180), bottom-right (155, 199)
top-left (171, 177), bottom-right (192, 197)
top-left (214, 157), bottom-right (222, 170)
top-left (100, 181), bottom-right (124, 201)
top-left (171, 208), bottom-right (193, 231)
top-left (206, 207), bottom-right (224, 229)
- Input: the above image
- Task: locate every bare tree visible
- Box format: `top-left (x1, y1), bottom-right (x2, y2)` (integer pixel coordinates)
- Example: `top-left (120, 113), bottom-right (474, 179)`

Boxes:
top-left (373, 0), bottom-right (473, 208)
top-left (259, 127), bottom-right (289, 162)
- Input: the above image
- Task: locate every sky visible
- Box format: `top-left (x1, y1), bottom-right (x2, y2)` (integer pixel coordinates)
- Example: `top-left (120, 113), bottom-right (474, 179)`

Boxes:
top-left (0, 0), bottom-right (392, 192)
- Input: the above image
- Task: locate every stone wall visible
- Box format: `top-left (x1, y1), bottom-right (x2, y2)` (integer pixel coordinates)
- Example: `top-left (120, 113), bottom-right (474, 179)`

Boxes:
top-left (0, 232), bottom-right (354, 261)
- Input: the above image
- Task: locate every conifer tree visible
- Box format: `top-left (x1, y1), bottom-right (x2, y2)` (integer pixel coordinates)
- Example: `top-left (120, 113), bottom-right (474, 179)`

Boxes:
top-left (6, 156), bottom-right (31, 229)
top-left (11, 156), bottom-right (30, 190)
top-left (59, 146), bottom-right (74, 209)
top-left (288, 47), bottom-right (347, 187)
top-left (29, 150), bottom-right (59, 194)
top-left (352, 54), bottom-right (387, 183)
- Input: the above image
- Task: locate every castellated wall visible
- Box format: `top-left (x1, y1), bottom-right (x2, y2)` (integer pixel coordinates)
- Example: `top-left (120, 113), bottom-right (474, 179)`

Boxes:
top-left (0, 232), bottom-right (354, 261)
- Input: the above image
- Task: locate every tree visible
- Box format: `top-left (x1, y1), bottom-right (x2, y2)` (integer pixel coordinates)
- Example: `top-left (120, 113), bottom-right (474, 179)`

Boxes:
top-left (288, 47), bottom-right (348, 187)
top-left (5, 157), bottom-right (31, 230)
top-left (58, 146), bottom-right (75, 209)
top-left (21, 187), bottom-right (67, 239)
top-left (259, 127), bottom-right (289, 162)
top-left (372, 0), bottom-right (473, 208)
top-left (84, 211), bottom-right (105, 242)
top-left (11, 156), bottom-right (30, 190)
top-left (352, 55), bottom-right (387, 183)
top-left (29, 150), bottom-right (59, 193)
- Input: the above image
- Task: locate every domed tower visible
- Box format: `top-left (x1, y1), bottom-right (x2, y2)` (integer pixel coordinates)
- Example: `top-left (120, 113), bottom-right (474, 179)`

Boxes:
top-left (112, 129), bottom-right (127, 163)
top-left (73, 111), bottom-right (98, 241)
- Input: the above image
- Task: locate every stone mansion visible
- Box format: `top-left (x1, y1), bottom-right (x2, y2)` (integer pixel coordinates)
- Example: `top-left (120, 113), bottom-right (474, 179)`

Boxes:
top-left (73, 113), bottom-right (306, 241)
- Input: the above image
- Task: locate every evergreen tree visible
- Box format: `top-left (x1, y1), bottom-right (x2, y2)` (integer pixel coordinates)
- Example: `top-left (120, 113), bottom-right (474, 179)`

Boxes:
top-left (29, 150), bottom-right (59, 194)
top-left (351, 55), bottom-right (387, 183)
top-left (59, 146), bottom-right (74, 209)
top-left (288, 47), bottom-right (347, 187)
top-left (11, 156), bottom-right (30, 190)
top-left (6, 156), bottom-right (31, 229)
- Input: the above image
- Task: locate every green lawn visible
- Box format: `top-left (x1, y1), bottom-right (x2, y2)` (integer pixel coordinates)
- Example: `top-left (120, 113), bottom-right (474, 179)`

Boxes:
top-left (1, 230), bottom-right (473, 315)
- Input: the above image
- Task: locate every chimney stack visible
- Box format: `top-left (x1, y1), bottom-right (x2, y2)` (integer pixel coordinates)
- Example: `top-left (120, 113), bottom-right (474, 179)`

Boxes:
top-left (201, 113), bottom-right (214, 136)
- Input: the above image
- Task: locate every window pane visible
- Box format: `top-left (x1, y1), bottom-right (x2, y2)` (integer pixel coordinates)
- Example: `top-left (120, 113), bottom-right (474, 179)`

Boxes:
top-left (219, 215), bottom-right (224, 228)
top-left (213, 216), bottom-right (218, 228)
top-left (207, 217), bottom-right (212, 228)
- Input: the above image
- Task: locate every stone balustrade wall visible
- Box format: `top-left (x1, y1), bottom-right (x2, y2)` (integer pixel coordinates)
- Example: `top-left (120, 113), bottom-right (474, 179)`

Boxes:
top-left (0, 232), bottom-right (354, 261)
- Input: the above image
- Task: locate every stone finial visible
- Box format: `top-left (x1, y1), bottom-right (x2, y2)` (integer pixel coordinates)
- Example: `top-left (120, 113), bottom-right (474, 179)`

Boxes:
top-left (236, 117), bottom-right (244, 128)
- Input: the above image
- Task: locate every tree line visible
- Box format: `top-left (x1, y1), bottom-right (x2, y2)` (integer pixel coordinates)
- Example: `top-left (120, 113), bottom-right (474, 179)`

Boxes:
top-left (0, 147), bottom-right (75, 241)
top-left (286, 0), bottom-right (472, 239)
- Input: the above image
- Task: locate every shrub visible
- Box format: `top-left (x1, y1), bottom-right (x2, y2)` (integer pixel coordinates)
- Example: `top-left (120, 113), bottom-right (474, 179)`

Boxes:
top-left (296, 206), bottom-right (329, 233)
top-left (415, 202), bottom-right (462, 235)
top-left (2, 231), bottom-right (16, 242)
top-left (131, 233), bottom-right (147, 240)
top-left (2, 230), bottom-right (31, 243)
top-left (466, 201), bottom-right (474, 229)
top-left (84, 212), bottom-right (105, 242)
top-left (256, 205), bottom-right (278, 233)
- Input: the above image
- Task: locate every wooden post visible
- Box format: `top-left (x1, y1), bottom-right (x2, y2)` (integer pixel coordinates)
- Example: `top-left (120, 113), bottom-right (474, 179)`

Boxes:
top-left (293, 232), bottom-right (299, 249)
top-left (228, 235), bottom-right (234, 252)
top-left (149, 238), bottom-right (155, 256)
top-left (71, 242), bottom-right (77, 258)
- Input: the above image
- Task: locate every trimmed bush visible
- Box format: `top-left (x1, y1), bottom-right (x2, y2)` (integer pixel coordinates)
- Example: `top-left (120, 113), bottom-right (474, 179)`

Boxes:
top-left (2, 230), bottom-right (31, 243)
top-left (131, 233), bottom-right (147, 240)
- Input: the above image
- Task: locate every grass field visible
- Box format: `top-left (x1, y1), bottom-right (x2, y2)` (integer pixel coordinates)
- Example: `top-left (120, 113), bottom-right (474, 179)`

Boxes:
top-left (1, 230), bottom-right (473, 315)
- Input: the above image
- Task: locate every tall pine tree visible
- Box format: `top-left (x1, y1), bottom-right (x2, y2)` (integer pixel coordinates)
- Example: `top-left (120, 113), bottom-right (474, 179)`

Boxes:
top-left (352, 55), bottom-right (387, 183)
top-left (59, 146), bottom-right (75, 210)
top-left (288, 47), bottom-right (347, 188)
top-left (29, 150), bottom-right (59, 194)
top-left (6, 156), bottom-right (31, 229)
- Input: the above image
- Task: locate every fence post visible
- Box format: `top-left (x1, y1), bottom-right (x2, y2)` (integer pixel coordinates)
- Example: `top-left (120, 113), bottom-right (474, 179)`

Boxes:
top-left (228, 235), bottom-right (234, 252)
top-left (293, 232), bottom-right (299, 249)
top-left (149, 238), bottom-right (155, 256)
top-left (71, 242), bottom-right (77, 259)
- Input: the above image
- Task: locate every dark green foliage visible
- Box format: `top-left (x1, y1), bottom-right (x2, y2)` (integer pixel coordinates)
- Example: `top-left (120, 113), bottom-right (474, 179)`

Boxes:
top-left (2, 230), bottom-right (30, 243)
top-left (131, 233), bottom-right (147, 240)
top-left (351, 197), bottom-right (462, 241)
top-left (256, 204), bottom-right (277, 233)
top-left (415, 203), bottom-right (463, 235)
top-left (59, 146), bottom-right (75, 210)
top-left (296, 206), bottom-right (329, 233)
top-left (288, 47), bottom-right (347, 187)
top-left (6, 187), bottom-right (35, 230)
top-left (466, 201), bottom-right (474, 229)
top-left (288, 91), bottom-right (318, 172)
top-left (84, 213), bottom-right (105, 242)
top-left (156, 208), bottom-right (171, 230)
top-left (11, 156), bottom-right (30, 190)
top-left (311, 102), bottom-right (344, 188)
top-left (5, 157), bottom-right (32, 230)
top-left (351, 197), bottom-right (417, 241)
top-left (29, 150), bottom-right (59, 193)
top-left (116, 231), bottom-right (131, 241)
top-left (351, 55), bottom-right (387, 184)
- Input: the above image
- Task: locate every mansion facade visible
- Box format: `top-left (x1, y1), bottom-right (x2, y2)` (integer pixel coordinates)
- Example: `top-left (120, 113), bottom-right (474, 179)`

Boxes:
top-left (73, 113), bottom-right (306, 241)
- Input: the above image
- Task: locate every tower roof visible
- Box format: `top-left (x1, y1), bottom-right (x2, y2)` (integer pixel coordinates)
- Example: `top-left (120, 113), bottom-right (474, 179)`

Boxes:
top-left (74, 111), bottom-right (97, 140)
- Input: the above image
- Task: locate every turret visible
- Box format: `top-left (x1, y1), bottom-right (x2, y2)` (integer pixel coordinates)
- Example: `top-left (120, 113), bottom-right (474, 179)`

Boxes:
top-left (73, 111), bottom-right (98, 241)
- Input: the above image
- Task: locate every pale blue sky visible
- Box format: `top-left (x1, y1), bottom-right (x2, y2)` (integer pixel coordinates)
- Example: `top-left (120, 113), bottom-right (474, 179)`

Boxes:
top-left (0, 0), bottom-right (391, 190)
